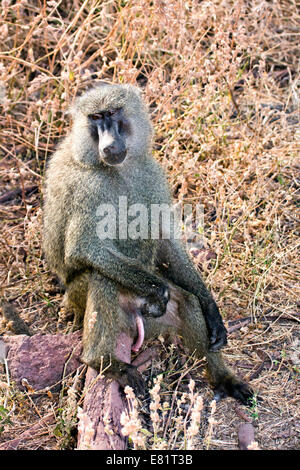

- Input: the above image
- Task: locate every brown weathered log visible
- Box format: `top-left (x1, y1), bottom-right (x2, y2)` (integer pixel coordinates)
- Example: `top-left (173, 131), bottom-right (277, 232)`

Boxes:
top-left (76, 367), bottom-right (128, 450)
top-left (76, 332), bottom-right (134, 450)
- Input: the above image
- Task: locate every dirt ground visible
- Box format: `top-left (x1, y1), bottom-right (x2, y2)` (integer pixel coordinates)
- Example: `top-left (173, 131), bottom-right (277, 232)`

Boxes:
top-left (0, 0), bottom-right (299, 450)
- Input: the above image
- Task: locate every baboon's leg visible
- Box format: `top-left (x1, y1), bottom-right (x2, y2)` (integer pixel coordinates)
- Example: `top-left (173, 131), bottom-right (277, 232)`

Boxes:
top-left (170, 287), bottom-right (254, 405)
top-left (156, 239), bottom-right (227, 350)
top-left (81, 272), bottom-right (145, 395)
top-left (63, 274), bottom-right (88, 327)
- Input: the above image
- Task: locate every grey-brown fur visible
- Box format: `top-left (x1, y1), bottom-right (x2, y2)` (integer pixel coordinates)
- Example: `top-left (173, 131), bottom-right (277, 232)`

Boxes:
top-left (43, 84), bottom-right (253, 404)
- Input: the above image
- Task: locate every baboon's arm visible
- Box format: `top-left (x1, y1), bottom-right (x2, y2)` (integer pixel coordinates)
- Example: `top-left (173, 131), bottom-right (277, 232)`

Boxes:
top-left (157, 238), bottom-right (227, 351)
top-left (64, 220), bottom-right (168, 299)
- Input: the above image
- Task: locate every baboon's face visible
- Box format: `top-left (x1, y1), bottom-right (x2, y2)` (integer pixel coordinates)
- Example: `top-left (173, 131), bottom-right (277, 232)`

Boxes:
top-left (72, 84), bottom-right (153, 167)
top-left (88, 107), bottom-right (130, 166)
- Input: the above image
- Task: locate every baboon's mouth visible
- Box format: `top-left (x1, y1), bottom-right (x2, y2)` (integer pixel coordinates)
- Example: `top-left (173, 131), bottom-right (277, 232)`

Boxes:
top-left (101, 151), bottom-right (127, 166)
top-left (131, 314), bottom-right (145, 352)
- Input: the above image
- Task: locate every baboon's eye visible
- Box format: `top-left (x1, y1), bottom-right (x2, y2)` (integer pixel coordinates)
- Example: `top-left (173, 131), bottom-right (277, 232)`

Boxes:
top-left (107, 108), bottom-right (121, 117)
top-left (89, 113), bottom-right (104, 120)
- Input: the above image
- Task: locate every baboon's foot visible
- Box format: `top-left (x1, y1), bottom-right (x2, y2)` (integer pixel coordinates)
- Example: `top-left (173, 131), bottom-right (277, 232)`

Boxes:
top-left (109, 363), bottom-right (145, 397)
top-left (82, 355), bottom-right (145, 396)
top-left (214, 376), bottom-right (255, 406)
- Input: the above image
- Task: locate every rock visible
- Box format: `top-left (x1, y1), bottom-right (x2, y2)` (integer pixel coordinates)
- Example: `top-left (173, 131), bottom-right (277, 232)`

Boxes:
top-left (238, 422), bottom-right (256, 450)
top-left (3, 331), bottom-right (82, 391)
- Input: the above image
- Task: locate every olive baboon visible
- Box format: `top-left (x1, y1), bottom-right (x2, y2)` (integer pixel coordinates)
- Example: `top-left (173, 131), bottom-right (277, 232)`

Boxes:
top-left (43, 83), bottom-right (253, 404)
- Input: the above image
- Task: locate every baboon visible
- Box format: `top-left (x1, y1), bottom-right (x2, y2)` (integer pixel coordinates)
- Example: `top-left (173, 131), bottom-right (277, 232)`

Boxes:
top-left (43, 83), bottom-right (253, 404)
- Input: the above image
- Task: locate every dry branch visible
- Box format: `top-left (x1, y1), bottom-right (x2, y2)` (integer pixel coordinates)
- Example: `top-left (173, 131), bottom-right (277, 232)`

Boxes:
top-left (0, 412), bottom-right (55, 450)
top-left (0, 185), bottom-right (38, 204)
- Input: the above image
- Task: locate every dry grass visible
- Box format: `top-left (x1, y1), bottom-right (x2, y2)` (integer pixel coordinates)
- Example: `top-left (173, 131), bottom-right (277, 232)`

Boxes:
top-left (0, 0), bottom-right (299, 450)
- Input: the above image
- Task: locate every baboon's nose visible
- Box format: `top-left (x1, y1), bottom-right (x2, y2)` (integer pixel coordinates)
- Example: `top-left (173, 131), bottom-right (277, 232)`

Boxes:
top-left (103, 141), bottom-right (124, 157)
top-left (103, 142), bottom-right (127, 162)
top-left (103, 143), bottom-right (116, 157)
top-left (102, 143), bottom-right (127, 165)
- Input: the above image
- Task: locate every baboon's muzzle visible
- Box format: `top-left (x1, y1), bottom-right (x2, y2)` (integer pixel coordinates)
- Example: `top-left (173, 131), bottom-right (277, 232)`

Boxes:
top-left (102, 144), bottom-right (127, 165)
top-left (97, 121), bottom-right (127, 166)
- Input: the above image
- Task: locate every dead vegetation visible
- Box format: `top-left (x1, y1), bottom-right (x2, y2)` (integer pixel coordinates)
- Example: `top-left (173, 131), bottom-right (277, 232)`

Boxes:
top-left (0, 0), bottom-right (299, 450)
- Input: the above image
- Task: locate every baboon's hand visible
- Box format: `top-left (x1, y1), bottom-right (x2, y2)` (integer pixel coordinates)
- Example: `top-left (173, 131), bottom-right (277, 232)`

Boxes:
top-left (140, 284), bottom-right (170, 318)
top-left (204, 301), bottom-right (228, 351)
